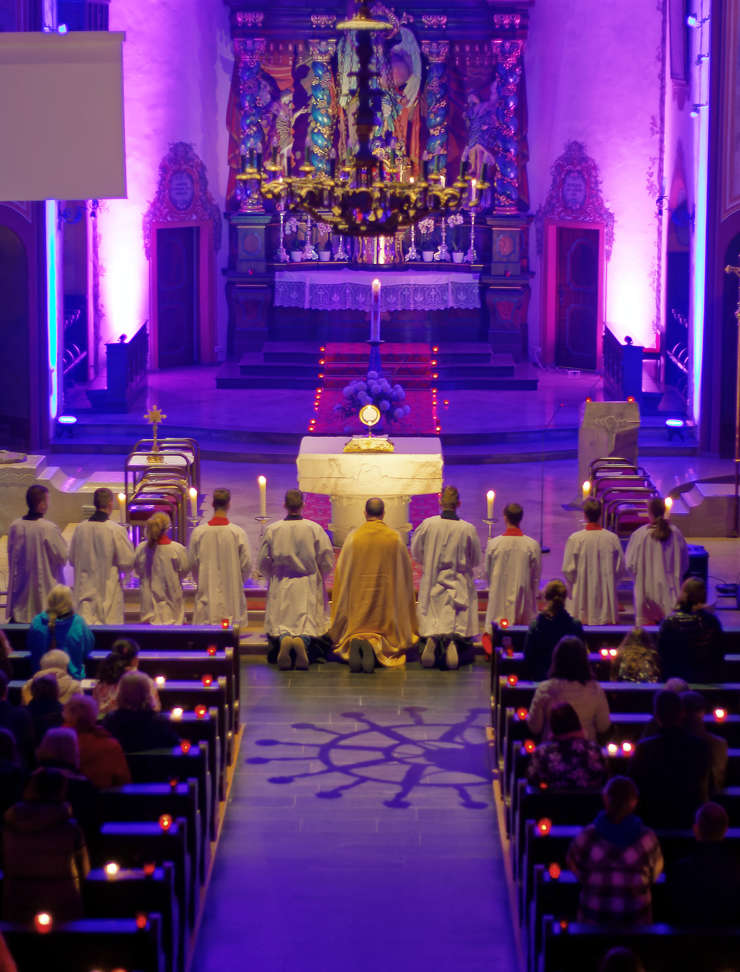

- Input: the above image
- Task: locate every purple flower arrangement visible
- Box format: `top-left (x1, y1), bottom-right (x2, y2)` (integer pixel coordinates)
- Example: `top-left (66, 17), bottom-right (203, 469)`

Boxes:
top-left (335, 371), bottom-right (411, 424)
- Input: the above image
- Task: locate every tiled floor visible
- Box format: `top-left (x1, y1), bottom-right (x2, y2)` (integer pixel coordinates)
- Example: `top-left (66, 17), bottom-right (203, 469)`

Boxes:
top-left (190, 658), bottom-right (519, 972)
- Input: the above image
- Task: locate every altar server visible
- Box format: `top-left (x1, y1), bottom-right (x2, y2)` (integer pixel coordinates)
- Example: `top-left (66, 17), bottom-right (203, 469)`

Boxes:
top-left (258, 489), bottom-right (334, 670)
top-left (411, 486), bottom-right (482, 670)
top-left (69, 487), bottom-right (135, 625)
top-left (626, 496), bottom-right (688, 626)
top-left (6, 485), bottom-right (68, 623)
top-left (329, 497), bottom-right (418, 673)
top-left (562, 498), bottom-right (625, 625)
top-left (484, 503), bottom-right (541, 630)
top-left (189, 488), bottom-right (252, 627)
top-left (133, 513), bottom-right (189, 625)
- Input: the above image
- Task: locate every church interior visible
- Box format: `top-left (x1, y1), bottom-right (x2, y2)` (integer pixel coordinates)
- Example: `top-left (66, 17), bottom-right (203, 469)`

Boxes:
top-left (1, 0), bottom-right (740, 968)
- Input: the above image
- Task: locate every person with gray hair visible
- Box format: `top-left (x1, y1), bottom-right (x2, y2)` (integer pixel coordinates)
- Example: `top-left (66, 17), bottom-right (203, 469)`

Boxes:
top-left (6, 483), bottom-right (68, 623)
top-left (69, 486), bottom-right (134, 625)
top-left (27, 584), bottom-right (94, 679)
top-left (22, 648), bottom-right (81, 705)
top-left (258, 489), bottom-right (334, 671)
top-left (411, 486), bottom-right (482, 670)
top-left (102, 671), bottom-right (180, 753)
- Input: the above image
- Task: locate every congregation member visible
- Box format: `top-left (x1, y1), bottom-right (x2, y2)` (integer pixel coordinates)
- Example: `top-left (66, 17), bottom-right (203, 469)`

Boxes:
top-left (102, 670), bottom-right (180, 752)
top-left (6, 484), bottom-right (67, 623)
top-left (189, 488), bottom-right (252, 627)
top-left (562, 498), bottom-right (625, 624)
top-left (598, 949), bottom-right (646, 972)
top-left (2, 767), bottom-right (90, 923)
top-left (133, 512), bottom-right (189, 625)
top-left (658, 577), bottom-right (724, 683)
top-left (69, 486), bottom-right (134, 625)
top-left (615, 627), bottom-right (661, 683)
top-left (669, 802), bottom-right (740, 927)
top-left (26, 674), bottom-right (63, 745)
top-left (93, 637), bottom-right (160, 717)
top-left (566, 776), bottom-right (663, 926)
top-left (527, 636), bottom-right (611, 742)
top-left (0, 671), bottom-right (34, 768)
top-left (0, 631), bottom-right (12, 679)
top-left (411, 485), bottom-right (481, 671)
top-left (64, 694), bottom-right (131, 789)
top-left (0, 728), bottom-right (26, 818)
top-left (629, 689), bottom-right (710, 828)
top-left (526, 702), bottom-right (607, 790)
top-left (258, 489), bottom-right (334, 671)
top-left (35, 727), bottom-right (98, 837)
top-left (523, 578), bottom-right (583, 681)
top-left (22, 648), bottom-right (81, 705)
top-left (681, 689), bottom-right (728, 794)
top-left (28, 584), bottom-right (94, 679)
top-left (329, 497), bottom-right (418, 673)
top-left (484, 502), bottom-right (541, 629)
top-left (625, 496), bottom-right (688, 625)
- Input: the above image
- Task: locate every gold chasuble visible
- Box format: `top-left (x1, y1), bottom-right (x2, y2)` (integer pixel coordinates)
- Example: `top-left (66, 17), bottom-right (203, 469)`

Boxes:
top-left (330, 520), bottom-right (418, 667)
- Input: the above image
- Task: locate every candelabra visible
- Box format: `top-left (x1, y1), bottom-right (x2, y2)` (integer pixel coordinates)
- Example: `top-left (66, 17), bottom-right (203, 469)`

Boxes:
top-left (406, 222), bottom-right (419, 261)
top-left (334, 234), bottom-right (349, 261)
top-left (464, 210), bottom-right (478, 264)
top-left (301, 214), bottom-right (318, 261)
top-left (276, 210), bottom-right (289, 263)
top-left (435, 216), bottom-right (451, 262)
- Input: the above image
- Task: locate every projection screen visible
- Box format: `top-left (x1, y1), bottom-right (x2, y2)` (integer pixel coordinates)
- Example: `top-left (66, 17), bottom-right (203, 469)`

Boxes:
top-left (0, 31), bottom-right (126, 201)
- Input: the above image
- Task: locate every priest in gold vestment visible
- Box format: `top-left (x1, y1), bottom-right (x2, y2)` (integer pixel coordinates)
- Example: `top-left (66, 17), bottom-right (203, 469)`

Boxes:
top-left (329, 497), bottom-right (418, 673)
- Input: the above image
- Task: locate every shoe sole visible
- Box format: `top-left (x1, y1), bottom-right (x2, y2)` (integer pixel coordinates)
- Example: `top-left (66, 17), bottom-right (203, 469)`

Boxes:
top-left (277, 637), bottom-right (293, 670)
top-left (421, 638), bottom-right (437, 668)
top-left (360, 640), bottom-right (375, 674)
top-left (445, 640), bottom-right (459, 670)
top-left (348, 639), bottom-right (363, 673)
top-left (293, 638), bottom-right (309, 670)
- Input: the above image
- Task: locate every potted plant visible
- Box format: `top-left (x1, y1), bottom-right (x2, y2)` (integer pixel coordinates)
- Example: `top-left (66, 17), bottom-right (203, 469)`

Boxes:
top-left (447, 213), bottom-right (465, 263)
top-left (316, 222), bottom-right (332, 262)
top-left (285, 216), bottom-right (303, 261)
top-left (418, 217), bottom-right (436, 262)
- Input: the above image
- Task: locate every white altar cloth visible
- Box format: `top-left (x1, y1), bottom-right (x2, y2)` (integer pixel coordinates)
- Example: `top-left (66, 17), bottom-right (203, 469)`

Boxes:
top-left (275, 270), bottom-right (480, 312)
top-left (297, 436), bottom-right (443, 544)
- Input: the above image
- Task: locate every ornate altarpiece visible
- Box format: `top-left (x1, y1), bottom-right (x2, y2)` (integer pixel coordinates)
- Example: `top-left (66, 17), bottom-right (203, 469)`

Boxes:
top-left (223, 0), bottom-right (534, 359)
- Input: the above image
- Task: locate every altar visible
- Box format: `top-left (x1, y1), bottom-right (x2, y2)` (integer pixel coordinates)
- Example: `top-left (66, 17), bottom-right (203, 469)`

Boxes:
top-left (296, 435), bottom-right (443, 545)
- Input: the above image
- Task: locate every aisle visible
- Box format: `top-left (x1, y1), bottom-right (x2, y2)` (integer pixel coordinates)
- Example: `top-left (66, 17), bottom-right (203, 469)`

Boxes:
top-left (191, 658), bottom-right (518, 972)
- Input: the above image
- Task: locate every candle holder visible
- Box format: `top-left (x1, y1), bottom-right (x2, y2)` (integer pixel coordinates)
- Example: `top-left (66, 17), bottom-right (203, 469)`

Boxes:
top-left (334, 234), bottom-right (349, 261)
top-left (255, 514), bottom-right (272, 539)
top-left (435, 216), bottom-right (451, 262)
top-left (367, 338), bottom-right (384, 376)
top-left (406, 222), bottom-right (419, 262)
top-left (301, 215), bottom-right (318, 261)
top-left (483, 517), bottom-right (497, 540)
top-left (464, 210), bottom-right (477, 264)
top-left (276, 210), bottom-right (289, 263)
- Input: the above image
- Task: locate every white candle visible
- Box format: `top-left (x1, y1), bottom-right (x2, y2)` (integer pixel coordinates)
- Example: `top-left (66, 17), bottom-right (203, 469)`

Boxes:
top-left (188, 487), bottom-right (198, 518)
top-left (486, 490), bottom-right (495, 520)
top-left (117, 492), bottom-right (126, 523)
top-left (665, 496), bottom-right (674, 516)
top-left (582, 480), bottom-right (591, 499)
top-left (371, 278), bottom-right (381, 342)
top-left (258, 475), bottom-right (267, 516)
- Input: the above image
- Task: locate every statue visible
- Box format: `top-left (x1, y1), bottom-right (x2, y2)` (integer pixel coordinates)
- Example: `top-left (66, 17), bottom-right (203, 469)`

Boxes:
top-left (268, 89), bottom-right (309, 175)
top-left (461, 83), bottom-right (499, 182)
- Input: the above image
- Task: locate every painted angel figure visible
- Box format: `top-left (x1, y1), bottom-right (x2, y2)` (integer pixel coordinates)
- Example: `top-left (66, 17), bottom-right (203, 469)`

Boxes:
top-left (268, 89), bottom-right (309, 175)
top-left (461, 83), bottom-right (499, 181)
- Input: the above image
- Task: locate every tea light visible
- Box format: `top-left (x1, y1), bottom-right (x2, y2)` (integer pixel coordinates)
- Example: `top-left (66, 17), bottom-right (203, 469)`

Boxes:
top-left (524, 739), bottom-right (536, 754)
top-left (536, 818), bottom-right (552, 836)
top-left (171, 707), bottom-right (184, 720)
top-left (516, 707), bottom-right (528, 721)
top-left (143, 863), bottom-right (156, 877)
top-left (621, 741), bottom-right (634, 755)
top-left (548, 862), bottom-right (561, 880)
top-left (607, 743), bottom-right (619, 755)
top-left (714, 707), bottom-right (728, 722)
top-left (207, 645), bottom-right (217, 656)
top-left (195, 705), bottom-right (207, 719)
top-left (155, 675), bottom-right (166, 687)
top-left (34, 912), bottom-right (53, 933)
top-left (507, 674), bottom-right (518, 686)
top-left (221, 619), bottom-right (229, 629)
top-left (499, 618), bottom-right (509, 629)
top-left (201, 674), bottom-right (214, 687)
top-left (104, 861), bottom-right (120, 878)
top-left (180, 740), bottom-right (192, 754)
top-left (158, 814), bottom-right (173, 831)
top-left (135, 913), bottom-right (148, 930)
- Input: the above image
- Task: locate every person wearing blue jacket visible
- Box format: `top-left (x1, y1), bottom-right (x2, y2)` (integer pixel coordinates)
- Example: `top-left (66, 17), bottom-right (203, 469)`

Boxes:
top-left (28, 585), bottom-right (94, 680)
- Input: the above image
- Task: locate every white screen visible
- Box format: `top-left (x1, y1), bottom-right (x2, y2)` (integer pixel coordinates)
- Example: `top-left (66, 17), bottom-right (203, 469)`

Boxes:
top-left (0, 31), bottom-right (126, 201)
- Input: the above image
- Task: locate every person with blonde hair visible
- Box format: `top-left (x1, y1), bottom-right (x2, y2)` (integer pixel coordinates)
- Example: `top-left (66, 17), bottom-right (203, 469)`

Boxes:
top-left (102, 671), bottom-right (180, 752)
top-left (133, 512), bottom-right (189, 624)
top-left (626, 496), bottom-right (688, 625)
top-left (69, 486), bottom-right (134, 625)
top-left (6, 484), bottom-right (67, 622)
top-left (523, 579), bottom-right (583, 681)
top-left (188, 488), bottom-right (252, 627)
top-left (485, 502), bottom-right (541, 629)
top-left (27, 584), bottom-right (94, 679)
top-left (411, 485), bottom-right (482, 670)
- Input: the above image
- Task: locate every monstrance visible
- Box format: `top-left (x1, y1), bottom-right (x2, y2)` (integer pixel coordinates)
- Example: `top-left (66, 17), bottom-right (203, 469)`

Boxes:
top-left (343, 403), bottom-right (394, 453)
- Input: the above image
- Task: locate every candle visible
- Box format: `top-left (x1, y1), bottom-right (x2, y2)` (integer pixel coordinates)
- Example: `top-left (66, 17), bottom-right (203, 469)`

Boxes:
top-left (258, 475), bottom-right (267, 516)
top-left (371, 278), bottom-right (381, 343)
top-left (486, 489), bottom-right (495, 520)
top-left (117, 492), bottom-right (126, 523)
top-left (188, 487), bottom-right (198, 519)
top-left (665, 496), bottom-right (674, 516)
top-left (582, 480), bottom-right (591, 500)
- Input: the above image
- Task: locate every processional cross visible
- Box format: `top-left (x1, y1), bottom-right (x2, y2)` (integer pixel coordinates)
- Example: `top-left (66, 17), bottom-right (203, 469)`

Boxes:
top-left (723, 262), bottom-right (740, 536)
top-left (144, 404), bottom-right (167, 463)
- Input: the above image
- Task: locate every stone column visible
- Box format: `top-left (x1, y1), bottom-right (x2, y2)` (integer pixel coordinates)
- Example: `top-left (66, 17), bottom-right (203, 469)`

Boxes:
top-left (306, 38), bottom-right (336, 175)
top-left (421, 40), bottom-right (449, 177)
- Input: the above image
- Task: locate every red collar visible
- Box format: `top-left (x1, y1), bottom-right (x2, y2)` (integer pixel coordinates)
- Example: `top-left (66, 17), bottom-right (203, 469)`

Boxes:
top-left (208, 517), bottom-right (230, 526)
top-left (503, 527), bottom-right (523, 536)
top-left (157, 536), bottom-right (172, 545)
top-left (585, 523), bottom-right (603, 531)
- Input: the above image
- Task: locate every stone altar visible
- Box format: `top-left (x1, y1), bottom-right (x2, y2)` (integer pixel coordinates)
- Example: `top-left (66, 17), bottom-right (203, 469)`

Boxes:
top-left (577, 401), bottom-right (641, 493)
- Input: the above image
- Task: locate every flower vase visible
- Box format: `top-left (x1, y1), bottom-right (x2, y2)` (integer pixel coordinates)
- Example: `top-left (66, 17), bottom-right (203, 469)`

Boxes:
top-left (319, 250), bottom-right (331, 262)
top-left (422, 250), bottom-right (434, 263)
top-left (290, 250), bottom-right (302, 263)
top-left (452, 251), bottom-right (464, 264)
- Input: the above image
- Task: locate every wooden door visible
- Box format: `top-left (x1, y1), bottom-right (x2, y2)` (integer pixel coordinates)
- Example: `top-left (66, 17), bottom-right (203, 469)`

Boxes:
top-left (555, 226), bottom-right (599, 370)
top-left (156, 226), bottom-right (199, 367)
top-left (0, 226), bottom-right (30, 449)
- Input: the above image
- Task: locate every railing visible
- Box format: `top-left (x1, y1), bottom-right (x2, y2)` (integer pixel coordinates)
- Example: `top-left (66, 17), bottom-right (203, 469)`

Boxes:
top-left (603, 326), bottom-right (643, 400)
top-left (87, 322), bottom-right (148, 412)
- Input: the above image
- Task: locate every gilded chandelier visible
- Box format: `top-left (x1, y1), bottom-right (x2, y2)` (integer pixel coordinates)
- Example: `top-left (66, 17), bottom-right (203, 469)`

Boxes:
top-left (237, 1), bottom-right (486, 237)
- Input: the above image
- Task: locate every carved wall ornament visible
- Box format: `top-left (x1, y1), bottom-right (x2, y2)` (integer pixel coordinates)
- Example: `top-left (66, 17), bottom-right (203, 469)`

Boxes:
top-left (421, 15), bottom-right (447, 29)
top-left (492, 14), bottom-right (521, 30)
top-left (236, 11), bottom-right (264, 28)
top-left (143, 142), bottom-right (222, 258)
top-left (310, 14), bottom-right (336, 29)
top-left (535, 141), bottom-right (615, 259)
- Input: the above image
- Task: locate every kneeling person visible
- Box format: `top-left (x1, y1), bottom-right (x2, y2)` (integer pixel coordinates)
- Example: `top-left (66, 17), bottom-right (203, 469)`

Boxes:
top-left (411, 486), bottom-right (481, 670)
top-left (258, 490), bottom-right (334, 670)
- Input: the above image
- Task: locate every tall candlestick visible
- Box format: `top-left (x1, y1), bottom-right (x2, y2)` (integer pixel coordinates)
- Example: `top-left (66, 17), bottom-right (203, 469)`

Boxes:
top-left (258, 476), bottom-right (267, 516)
top-left (371, 278), bottom-right (381, 342)
top-left (486, 489), bottom-right (495, 520)
top-left (117, 492), bottom-right (126, 524)
top-left (582, 480), bottom-right (591, 500)
top-left (665, 496), bottom-right (674, 517)
top-left (188, 487), bottom-right (198, 519)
